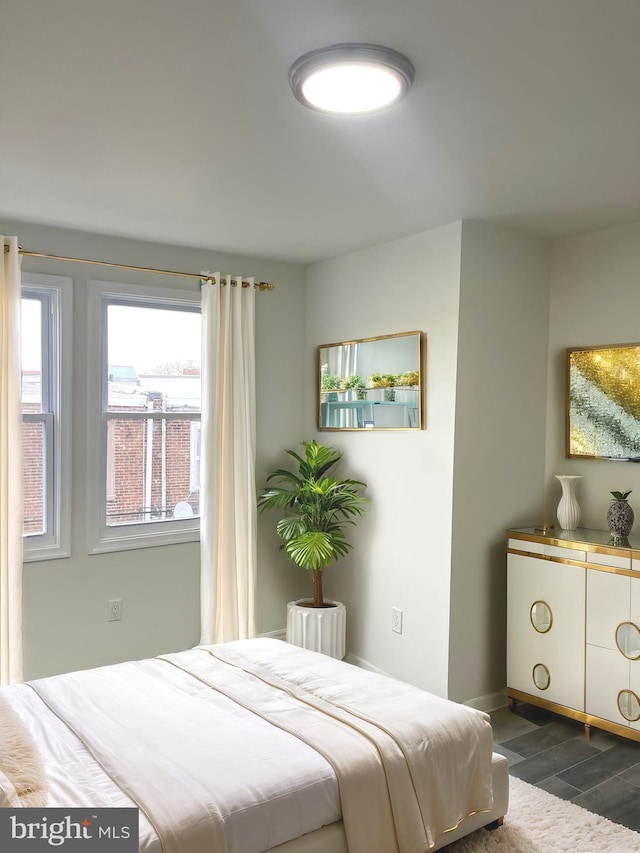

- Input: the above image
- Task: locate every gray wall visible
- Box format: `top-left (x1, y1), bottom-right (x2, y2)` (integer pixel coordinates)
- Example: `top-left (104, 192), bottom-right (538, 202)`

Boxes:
top-left (305, 220), bottom-right (551, 702)
top-left (545, 221), bottom-right (640, 529)
top-left (306, 222), bottom-right (464, 698)
top-left (449, 221), bottom-right (550, 702)
top-left (3, 219), bottom-right (307, 679)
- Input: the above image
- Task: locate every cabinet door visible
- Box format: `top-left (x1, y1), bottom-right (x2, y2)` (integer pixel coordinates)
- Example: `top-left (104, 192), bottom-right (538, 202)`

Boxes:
top-left (507, 553), bottom-right (585, 710)
top-left (586, 644), bottom-right (630, 726)
top-left (507, 554), bottom-right (543, 694)
top-left (587, 571), bottom-right (630, 649)
top-left (542, 558), bottom-right (585, 710)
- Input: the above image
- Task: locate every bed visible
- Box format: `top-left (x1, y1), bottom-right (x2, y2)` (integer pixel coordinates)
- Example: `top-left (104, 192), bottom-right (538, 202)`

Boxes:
top-left (0, 638), bottom-right (509, 852)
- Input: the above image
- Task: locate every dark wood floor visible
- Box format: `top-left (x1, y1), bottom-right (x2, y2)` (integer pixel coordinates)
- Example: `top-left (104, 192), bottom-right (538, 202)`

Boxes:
top-left (490, 703), bottom-right (640, 832)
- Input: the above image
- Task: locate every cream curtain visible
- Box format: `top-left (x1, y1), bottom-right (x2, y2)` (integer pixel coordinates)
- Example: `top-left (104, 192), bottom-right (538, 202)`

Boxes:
top-left (200, 274), bottom-right (257, 643)
top-left (0, 238), bottom-right (23, 684)
top-left (326, 342), bottom-right (358, 379)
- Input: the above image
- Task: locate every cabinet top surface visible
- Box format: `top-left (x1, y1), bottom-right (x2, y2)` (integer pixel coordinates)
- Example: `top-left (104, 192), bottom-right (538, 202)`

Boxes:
top-left (509, 527), bottom-right (640, 553)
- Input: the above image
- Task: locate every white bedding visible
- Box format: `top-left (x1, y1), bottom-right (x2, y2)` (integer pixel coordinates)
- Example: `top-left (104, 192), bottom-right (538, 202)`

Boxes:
top-left (6, 657), bottom-right (340, 853)
top-left (2, 639), bottom-right (497, 853)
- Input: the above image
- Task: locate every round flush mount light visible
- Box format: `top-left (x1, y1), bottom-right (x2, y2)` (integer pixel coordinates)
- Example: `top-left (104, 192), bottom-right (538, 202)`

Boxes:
top-left (289, 43), bottom-right (415, 115)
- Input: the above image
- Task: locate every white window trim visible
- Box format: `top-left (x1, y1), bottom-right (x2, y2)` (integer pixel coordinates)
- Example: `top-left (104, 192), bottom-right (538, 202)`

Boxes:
top-left (86, 280), bottom-right (201, 555)
top-left (22, 272), bottom-right (72, 562)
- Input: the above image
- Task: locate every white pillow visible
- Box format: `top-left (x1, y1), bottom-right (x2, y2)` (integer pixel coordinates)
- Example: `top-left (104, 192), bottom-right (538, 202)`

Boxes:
top-left (0, 769), bottom-right (20, 808)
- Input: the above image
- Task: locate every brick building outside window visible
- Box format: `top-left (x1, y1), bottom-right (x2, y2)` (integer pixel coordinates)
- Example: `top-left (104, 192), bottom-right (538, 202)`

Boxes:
top-left (105, 365), bottom-right (201, 527)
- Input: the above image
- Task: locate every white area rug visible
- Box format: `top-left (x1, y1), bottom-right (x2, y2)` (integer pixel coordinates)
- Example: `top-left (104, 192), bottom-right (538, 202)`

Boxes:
top-left (446, 777), bottom-right (640, 852)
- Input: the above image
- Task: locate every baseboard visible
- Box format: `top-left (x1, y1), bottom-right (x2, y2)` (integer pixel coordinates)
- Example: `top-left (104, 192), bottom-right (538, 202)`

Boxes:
top-left (344, 652), bottom-right (390, 676)
top-left (259, 628), bottom-right (287, 641)
top-left (464, 690), bottom-right (507, 713)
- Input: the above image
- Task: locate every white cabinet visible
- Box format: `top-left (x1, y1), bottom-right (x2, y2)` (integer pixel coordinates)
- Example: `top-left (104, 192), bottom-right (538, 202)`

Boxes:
top-left (507, 553), bottom-right (585, 711)
top-left (508, 528), bottom-right (640, 742)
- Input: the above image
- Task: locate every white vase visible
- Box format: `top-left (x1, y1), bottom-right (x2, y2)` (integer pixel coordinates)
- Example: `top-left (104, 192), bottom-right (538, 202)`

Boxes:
top-left (555, 475), bottom-right (582, 530)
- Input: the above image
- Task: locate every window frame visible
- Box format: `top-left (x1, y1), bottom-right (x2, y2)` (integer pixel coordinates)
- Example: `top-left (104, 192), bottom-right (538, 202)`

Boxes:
top-left (21, 273), bottom-right (72, 562)
top-left (87, 280), bottom-right (201, 554)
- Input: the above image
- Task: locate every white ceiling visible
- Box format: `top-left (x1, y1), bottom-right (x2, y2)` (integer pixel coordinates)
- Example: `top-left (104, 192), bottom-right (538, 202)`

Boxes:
top-left (2, 0), bottom-right (640, 264)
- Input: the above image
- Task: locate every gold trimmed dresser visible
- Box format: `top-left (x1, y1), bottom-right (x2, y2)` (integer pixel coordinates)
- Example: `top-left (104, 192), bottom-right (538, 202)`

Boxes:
top-left (507, 527), bottom-right (640, 741)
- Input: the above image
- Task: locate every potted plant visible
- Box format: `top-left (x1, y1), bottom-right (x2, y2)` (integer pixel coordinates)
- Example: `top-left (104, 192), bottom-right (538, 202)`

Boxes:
top-left (320, 373), bottom-right (342, 402)
top-left (368, 372), bottom-right (396, 388)
top-left (257, 440), bottom-right (368, 657)
top-left (368, 373), bottom-right (385, 402)
top-left (380, 374), bottom-right (397, 402)
top-left (396, 370), bottom-right (419, 387)
top-left (343, 374), bottom-right (366, 400)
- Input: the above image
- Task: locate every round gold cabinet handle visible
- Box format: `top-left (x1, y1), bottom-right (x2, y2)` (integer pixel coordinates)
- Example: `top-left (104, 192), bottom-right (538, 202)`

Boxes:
top-left (617, 689), bottom-right (640, 722)
top-left (615, 622), bottom-right (640, 661)
top-left (530, 601), bottom-right (553, 634)
top-left (532, 663), bottom-right (551, 691)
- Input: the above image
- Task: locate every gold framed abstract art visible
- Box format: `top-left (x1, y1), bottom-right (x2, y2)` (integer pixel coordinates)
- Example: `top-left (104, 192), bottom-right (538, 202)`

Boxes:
top-left (567, 343), bottom-right (640, 460)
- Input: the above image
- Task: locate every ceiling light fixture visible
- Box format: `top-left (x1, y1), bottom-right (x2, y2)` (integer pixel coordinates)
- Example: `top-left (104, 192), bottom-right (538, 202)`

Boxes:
top-left (289, 43), bottom-right (415, 115)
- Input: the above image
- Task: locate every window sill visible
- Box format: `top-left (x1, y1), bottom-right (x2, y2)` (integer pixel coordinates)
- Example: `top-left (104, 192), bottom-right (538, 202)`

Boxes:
top-left (88, 524), bottom-right (200, 555)
top-left (23, 543), bottom-right (71, 563)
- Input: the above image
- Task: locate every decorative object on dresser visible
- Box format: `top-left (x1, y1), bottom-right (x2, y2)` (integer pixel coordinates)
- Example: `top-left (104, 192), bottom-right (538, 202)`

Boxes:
top-left (258, 440), bottom-right (367, 658)
top-left (507, 527), bottom-right (640, 743)
top-left (607, 490), bottom-right (634, 538)
top-left (554, 474), bottom-right (582, 530)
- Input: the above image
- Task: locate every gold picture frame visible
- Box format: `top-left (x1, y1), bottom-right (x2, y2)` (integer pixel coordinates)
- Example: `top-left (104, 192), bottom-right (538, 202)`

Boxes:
top-left (318, 330), bottom-right (425, 431)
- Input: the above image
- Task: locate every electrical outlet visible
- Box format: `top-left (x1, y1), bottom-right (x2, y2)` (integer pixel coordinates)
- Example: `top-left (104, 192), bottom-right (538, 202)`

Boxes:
top-left (391, 606), bottom-right (403, 634)
top-left (108, 599), bottom-right (122, 622)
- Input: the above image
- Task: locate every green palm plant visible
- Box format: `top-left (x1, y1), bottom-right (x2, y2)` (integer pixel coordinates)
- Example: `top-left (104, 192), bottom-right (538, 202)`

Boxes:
top-left (257, 440), bottom-right (368, 608)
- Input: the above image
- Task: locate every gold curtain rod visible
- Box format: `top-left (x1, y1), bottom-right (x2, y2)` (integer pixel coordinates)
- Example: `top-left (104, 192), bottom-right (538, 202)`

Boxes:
top-left (3, 245), bottom-right (275, 290)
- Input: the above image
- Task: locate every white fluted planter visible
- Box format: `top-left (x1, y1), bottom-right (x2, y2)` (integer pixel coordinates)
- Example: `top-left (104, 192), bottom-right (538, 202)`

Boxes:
top-left (555, 474), bottom-right (582, 530)
top-left (286, 600), bottom-right (346, 660)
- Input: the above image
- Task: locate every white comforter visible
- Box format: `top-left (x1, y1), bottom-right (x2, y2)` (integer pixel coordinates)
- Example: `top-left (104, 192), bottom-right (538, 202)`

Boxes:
top-left (9, 639), bottom-right (494, 853)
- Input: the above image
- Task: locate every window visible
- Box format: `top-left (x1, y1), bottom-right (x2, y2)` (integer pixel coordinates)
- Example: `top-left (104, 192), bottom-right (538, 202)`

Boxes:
top-left (21, 273), bottom-right (72, 561)
top-left (88, 281), bottom-right (201, 553)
